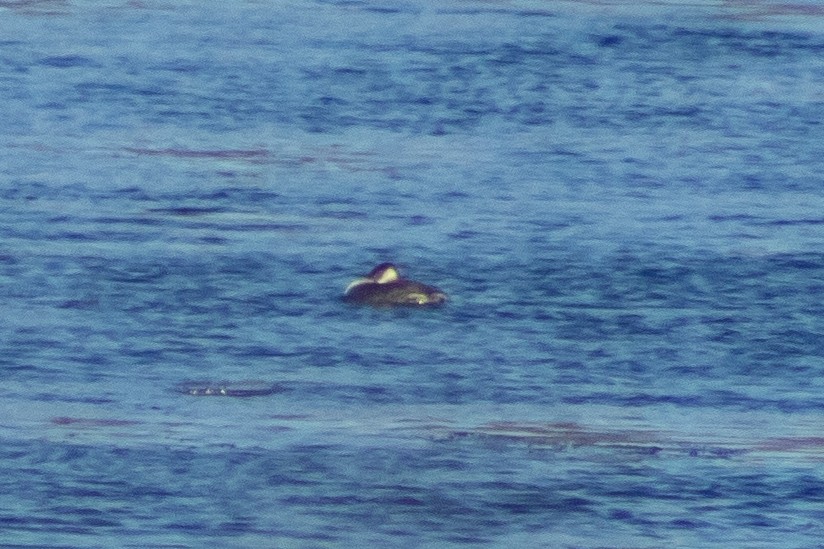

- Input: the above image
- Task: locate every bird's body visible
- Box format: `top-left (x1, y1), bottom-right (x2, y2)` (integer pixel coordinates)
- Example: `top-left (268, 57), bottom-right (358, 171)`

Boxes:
top-left (343, 263), bottom-right (446, 307)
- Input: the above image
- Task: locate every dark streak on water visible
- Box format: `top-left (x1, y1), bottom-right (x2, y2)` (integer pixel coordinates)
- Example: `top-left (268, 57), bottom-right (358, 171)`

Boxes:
top-left (1, 1), bottom-right (824, 548)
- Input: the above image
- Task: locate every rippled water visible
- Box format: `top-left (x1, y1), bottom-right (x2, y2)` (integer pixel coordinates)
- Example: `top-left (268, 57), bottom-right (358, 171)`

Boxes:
top-left (2, 1), bottom-right (824, 547)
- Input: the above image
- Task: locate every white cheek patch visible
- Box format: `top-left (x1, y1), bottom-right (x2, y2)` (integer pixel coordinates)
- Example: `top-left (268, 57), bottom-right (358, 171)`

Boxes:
top-left (375, 267), bottom-right (400, 284)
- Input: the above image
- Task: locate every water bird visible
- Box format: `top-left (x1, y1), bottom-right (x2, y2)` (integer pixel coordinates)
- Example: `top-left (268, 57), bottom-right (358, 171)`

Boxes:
top-left (343, 263), bottom-right (447, 306)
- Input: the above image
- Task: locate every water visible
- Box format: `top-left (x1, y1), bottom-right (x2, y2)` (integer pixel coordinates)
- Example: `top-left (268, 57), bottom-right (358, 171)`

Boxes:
top-left (2, 1), bottom-right (824, 547)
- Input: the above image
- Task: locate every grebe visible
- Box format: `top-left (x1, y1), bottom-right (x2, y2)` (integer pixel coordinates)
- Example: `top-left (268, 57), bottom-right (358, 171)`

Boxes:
top-left (343, 263), bottom-right (447, 306)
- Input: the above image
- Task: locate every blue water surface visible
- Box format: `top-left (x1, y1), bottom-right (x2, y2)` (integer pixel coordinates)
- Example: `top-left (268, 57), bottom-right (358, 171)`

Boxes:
top-left (1, 1), bottom-right (824, 547)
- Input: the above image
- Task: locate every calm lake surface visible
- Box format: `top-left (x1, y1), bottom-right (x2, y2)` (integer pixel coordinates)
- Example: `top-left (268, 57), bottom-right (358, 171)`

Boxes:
top-left (2, 1), bottom-right (824, 547)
